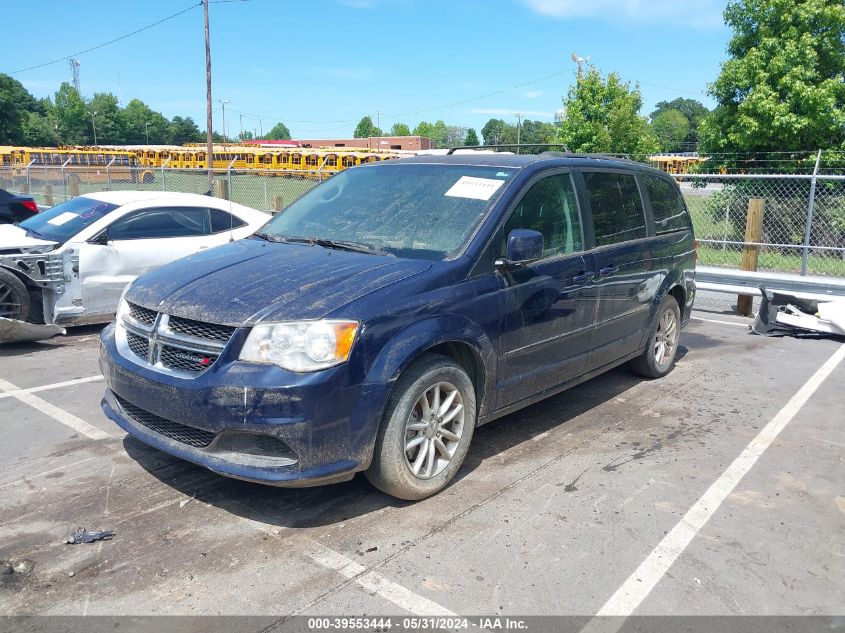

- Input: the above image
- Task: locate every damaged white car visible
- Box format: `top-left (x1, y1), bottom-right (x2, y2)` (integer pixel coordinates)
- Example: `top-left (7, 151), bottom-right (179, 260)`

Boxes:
top-left (0, 191), bottom-right (269, 326)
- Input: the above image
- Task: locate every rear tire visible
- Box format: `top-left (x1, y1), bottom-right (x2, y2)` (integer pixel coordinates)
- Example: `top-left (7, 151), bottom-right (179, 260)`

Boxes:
top-left (366, 354), bottom-right (476, 500)
top-left (630, 294), bottom-right (681, 379)
top-left (0, 269), bottom-right (30, 321)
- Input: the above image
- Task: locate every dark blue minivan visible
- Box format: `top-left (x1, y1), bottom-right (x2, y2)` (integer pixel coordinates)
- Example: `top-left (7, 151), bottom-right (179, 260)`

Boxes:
top-left (99, 153), bottom-right (695, 499)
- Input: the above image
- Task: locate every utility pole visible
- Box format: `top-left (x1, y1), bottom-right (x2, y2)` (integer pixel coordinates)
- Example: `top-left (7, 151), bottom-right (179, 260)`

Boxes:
top-left (220, 100), bottom-right (229, 149)
top-left (239, 113), bottom-right (244, 141)
top-left (515, 113), bottom-right (522, 154)
top-left (204, 0), bottom-right (214, 192)
top-left (571, 52), bottom-right (590, 81)
top-left (89, 111), bottom-right (98, 146)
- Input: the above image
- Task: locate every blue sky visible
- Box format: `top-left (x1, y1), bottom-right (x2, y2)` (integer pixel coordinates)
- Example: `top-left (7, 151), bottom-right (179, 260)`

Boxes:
top-left (4, 0), bottom-right (731, 139)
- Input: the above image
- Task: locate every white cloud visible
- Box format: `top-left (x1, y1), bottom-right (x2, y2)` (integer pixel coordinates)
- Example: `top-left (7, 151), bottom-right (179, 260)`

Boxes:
top-left (522, 90), bottom-right (544, 99)
top-left (520, 0), bottom-right (725, 29)
top-left (468, 108), bottom-right (553, 118)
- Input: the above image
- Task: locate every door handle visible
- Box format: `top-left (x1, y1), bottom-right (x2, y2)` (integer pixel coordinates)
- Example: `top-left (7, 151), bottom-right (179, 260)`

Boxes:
top-left (573, 271), bottom-right (596, 284)
top-left (599, 265), bottom-right (619, 276)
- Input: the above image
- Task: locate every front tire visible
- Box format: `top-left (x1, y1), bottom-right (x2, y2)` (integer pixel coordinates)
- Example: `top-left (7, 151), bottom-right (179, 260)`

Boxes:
top-left (0, 269), bottom-right (30, 321)
top-left (366, 354), bottom-right (476, 500)
top-left (630, 294), bottom-right (681, 379)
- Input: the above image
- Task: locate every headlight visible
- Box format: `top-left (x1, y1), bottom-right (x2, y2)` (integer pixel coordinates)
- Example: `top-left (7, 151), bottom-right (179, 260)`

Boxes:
top-left (239, 320), bottom-right (359, 372)
top-left (115, 285), bottom-right (132, 326)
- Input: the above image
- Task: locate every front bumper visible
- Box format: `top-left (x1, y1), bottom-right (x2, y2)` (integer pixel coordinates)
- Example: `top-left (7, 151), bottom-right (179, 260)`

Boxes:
top-left (99, 323), bottom-right (391, 487)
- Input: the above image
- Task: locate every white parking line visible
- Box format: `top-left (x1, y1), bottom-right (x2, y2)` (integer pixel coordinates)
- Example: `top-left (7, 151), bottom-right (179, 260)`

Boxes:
top-left (590, 343), bottom-right (845, 622)
top-left (304, 540), bottom-right (457, 617)
top-left (690, 316), bottom-right (750, 327)
top-left (0, 377), bottom-right (113, 441)
top-left (224, 503), bottom-right (457, 617)
top-left (0, 375), bottom-right (103, 400)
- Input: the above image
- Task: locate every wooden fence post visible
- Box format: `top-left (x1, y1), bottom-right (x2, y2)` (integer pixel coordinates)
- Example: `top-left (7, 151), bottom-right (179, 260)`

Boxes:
top-left (737, 197), bottom-right (765, 316)
top-left (272, 196), bottom-right (284, 215)
top-left (44, 184), bottom-right (54, 207)
top-left (214, 179), bottom-right (229, 200)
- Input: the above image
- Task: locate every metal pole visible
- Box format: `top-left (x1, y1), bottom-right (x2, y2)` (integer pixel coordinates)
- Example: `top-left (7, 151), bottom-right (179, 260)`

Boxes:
top-left (106, 156), bottom-right (116, 190)
top-left (239, 113), bottom-right (243, 141)
top-left (161, 158), bottom-right (170, 191)
top-left (204, 0), bottom-right (214, 193)
top-left (61, 157), bottom-right (71, 201)
top-left (25, 159), bottom-right (35, 195)
top-left (90, 111), bottom-right (98, 145)
top-left (316, 155), bottom-right (329, 182)
top-left (220, 100), bottom-right (229, 149)
top-left (226, 156), bottom-right (237, 201)
top-left (800, 149), bottom-right (822, 276)
top-left (515, 113), bottom-right (522, 154)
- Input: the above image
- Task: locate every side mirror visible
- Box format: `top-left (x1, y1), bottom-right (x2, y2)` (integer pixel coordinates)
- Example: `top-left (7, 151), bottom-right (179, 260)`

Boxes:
top-left (88, 229), bottom-right (110, 246)
top-left (496, 229), bottom-right (544, 269)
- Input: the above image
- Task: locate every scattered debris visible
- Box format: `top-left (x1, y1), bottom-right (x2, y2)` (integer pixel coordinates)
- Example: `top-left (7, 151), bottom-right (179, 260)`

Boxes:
top-left (358, 546), bottom-right (379, 556)
top-left (67, 571), bottom-right (75, 578)
top-left (10, 558), bottom-right (35, 575)
top-left (65, 527), bottom-right (115, 545)
top-left (0, 317), bottom-right (65, 344)
top-left (179, 494), bottom-right (195, 509)
top-left (752, 287), bottom-right (845, 337)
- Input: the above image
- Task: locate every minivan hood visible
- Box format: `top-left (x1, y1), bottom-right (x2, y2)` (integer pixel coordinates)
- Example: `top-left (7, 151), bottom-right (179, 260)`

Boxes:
top-left (0, 224), bottom-right (60, 253)
top-left (127, 238), bottom-right (432, 325)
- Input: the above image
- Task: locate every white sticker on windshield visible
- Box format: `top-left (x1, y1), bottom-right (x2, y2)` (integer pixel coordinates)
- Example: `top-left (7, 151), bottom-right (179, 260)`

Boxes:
top-left (46, 212), bottom-right (78, 226)
top-left (444, 176), bottom-right (505, 201)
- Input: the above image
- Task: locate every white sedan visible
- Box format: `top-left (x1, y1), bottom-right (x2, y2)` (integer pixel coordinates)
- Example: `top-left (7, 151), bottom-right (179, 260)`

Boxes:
top-left (0, 191), bottom-right (269, 326)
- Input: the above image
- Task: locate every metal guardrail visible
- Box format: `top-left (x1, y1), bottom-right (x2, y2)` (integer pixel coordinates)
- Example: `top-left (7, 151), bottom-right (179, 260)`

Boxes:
top-left (696, 265), bottom-right (845, 301)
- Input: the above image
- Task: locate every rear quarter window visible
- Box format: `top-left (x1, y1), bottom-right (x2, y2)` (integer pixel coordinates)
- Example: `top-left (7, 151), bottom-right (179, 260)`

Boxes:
top-left (643, 174), bottom-right (690, 234)
top-left (582, 171), bottom-right (647, 246)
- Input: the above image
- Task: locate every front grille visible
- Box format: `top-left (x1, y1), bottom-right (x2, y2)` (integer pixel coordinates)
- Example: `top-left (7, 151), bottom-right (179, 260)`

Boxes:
top-left (159, 345), bottom-right (216, 374)
top-left (128, 302), bottom-right (157, 326)
top-left (126, 331), bottom-right (149, 359)
top-left (120, 310), bottom-right (235, 377)
top-left (115, 394), bottom-right (216, 448)
top-left (168, 315), bottom-right (236, 342)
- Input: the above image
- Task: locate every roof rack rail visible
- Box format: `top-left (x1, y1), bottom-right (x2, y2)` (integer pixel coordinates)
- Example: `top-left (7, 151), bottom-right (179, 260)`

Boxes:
top-left (542, 151), bottom-right (634, 161)
top-left (446, 143), bottom-right (570, 155)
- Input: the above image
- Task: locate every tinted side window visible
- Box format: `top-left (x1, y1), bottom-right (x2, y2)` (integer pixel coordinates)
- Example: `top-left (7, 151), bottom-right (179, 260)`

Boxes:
top-left (109, 207), bottom-right (210, 240)
top-left (643, 175), bottom-right (689, 234)
top-left (583, 171), bottom-right (646, 246)
top-left (502, 173), bottom-right (583, 259)
top-left (210, 208), bottom-right (247, 233)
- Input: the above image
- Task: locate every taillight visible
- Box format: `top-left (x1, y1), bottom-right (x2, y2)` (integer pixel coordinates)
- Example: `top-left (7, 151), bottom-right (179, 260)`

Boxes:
top-left (21, 200), bottom-right (38, 213)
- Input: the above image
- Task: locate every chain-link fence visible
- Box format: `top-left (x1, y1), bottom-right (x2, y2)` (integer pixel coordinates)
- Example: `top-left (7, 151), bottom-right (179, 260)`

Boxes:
top-left (2, 163), bottom-right (843, 278)
top-left (0, 165), bottom-right (320, 213)
top-left (679, 174), bottom-right (845, 277)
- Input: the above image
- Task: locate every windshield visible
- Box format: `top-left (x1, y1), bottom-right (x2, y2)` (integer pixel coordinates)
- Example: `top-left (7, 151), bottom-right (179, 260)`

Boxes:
top-left (258, 163), bottom-right (515, 260)
top-left (19, 196), bottom-right (118, 243)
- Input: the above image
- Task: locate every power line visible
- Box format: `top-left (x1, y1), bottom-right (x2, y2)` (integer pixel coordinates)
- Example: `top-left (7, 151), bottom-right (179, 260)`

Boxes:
top-left (8, 2), bottom-right (201, 74)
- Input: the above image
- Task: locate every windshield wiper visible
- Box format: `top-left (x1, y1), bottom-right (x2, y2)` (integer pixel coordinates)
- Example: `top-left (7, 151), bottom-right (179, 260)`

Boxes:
top-left (252, 231), bottom-right (286, 243)
top-left (279, 236), bottom-right (390, 256)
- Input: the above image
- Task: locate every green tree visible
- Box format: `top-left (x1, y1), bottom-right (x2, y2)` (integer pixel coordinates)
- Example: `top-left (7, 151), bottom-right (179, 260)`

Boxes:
top-left (480, 118), bottom-right (517, 145)
top-left (354, 116), bottom-right (381, 138)
top-left (121, 99), bottom-right (170, 145)
top-left (463, 128), bottom-right (480, 145)
top-left (0, 74), bottom-right (39, 144)
top-left (651, 109), bottom-right (690, 152)
top-left (265, 121), bottom-right (291, 140)
top-left (170, 116), bottom-right (203, 144)
top-left (21, 111), bottom-right (57, 146)
top-left (650, 98), bottom-right (708, 148)
top-left (555, 66), bottom-right (659, 155)
top-left (444, 125), bottom-right (468, 148)
top-left (700, 0), bottom-right (845, 155)
top-left (390, 122), bottom-right (411, 136)
top-left (413, 120), bottom-right (435, 140)
top-left (53, 82), bottom-right (88, 145)
top-left (87, 92), bottom-right (123, 144)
